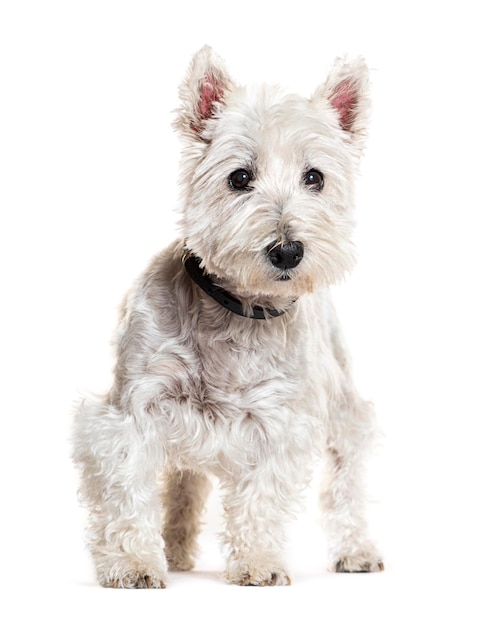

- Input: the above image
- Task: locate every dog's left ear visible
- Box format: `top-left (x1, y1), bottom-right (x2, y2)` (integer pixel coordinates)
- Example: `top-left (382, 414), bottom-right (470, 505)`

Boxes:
top-left (312, 57), bottom-right (370, 153)
top-left (174, 45), bottom-right (234, 142)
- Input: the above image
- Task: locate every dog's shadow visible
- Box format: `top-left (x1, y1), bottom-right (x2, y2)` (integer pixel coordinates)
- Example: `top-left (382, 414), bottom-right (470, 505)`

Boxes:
top-left (169, 569), bottom-right (224, 585)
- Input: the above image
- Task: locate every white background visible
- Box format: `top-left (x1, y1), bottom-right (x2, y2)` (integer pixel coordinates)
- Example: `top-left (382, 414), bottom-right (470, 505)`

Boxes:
top-left (1, 1), bottom-right (478, 623)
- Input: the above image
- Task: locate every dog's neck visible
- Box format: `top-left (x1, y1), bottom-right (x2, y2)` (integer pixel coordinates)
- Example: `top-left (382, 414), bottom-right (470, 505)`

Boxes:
top-left (183, 254), bottom-right (296, 320)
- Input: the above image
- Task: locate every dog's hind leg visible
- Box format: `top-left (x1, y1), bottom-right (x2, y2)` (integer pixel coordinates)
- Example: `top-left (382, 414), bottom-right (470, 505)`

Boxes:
top-left (162, 469), bottom-right (212, 571)
top-left (73, 395), bottom-right (168, 588)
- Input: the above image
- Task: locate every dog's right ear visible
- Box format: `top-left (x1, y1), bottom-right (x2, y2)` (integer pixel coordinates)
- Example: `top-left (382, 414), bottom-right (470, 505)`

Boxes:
top-left (174, 45), bottom-right (234, 142)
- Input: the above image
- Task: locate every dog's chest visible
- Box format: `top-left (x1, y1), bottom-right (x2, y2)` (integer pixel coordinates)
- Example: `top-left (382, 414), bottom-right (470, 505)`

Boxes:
top-left (193, 322), bottom-right (302, 418)
top-left (159, 315), bottom-right (320, 468)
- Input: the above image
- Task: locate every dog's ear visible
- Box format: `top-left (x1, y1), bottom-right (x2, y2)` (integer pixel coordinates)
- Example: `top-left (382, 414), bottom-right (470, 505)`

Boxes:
top-left (174, 45), bottom-right (234, 142)
top-left (312, 57), bottom-right (370, 153)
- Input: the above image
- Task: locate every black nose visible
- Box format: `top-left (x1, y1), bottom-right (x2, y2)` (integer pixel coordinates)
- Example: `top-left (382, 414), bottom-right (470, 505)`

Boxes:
top-left (266, 240), bottom-right (304, 270)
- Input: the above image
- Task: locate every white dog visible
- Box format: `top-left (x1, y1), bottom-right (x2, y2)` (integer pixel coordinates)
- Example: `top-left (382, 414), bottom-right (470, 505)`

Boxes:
top-left (73, 45), bottom-right (383, 588)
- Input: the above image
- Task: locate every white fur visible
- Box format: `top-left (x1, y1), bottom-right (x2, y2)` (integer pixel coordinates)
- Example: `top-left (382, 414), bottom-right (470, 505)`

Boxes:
top-left (73, 46), bottom-right (383, 588)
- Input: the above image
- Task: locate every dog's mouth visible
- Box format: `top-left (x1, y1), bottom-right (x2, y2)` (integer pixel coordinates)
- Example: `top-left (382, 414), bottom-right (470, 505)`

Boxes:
top-left (273, 267), bottom-right (298, 282)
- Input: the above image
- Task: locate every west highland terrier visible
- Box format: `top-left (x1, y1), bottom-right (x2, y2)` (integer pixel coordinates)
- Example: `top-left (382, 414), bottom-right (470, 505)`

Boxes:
top-left (73, 45), bottom-right (383, 588)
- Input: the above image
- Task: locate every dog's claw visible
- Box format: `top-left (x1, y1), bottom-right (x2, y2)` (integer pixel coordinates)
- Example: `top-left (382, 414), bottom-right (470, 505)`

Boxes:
top-left (335, 559), bottom-right (384, 573)
top-left (239, 571), bottom-right (291, 586)
top-left (106, 573), bottom-right (167, 589)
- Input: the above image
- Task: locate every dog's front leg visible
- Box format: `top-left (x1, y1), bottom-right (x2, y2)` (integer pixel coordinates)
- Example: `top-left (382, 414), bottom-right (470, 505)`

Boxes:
top-left (320, 394), bottom-right (384, 573)
top-left (220, 464), bottom-right (295, 586)
top-left (74, 396), bottom-right (168, 588)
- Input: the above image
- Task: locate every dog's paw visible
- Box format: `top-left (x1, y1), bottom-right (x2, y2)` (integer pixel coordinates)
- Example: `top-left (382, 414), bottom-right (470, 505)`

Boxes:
top-left (104, 571), bottom-right (167, 589)
top-left (334, 556), bottom-right (384, 573)
top-left (227, 564), bottom-right (291, 586)
top-left (166, 554), bottom-right (195, 572)
top-left (239, 571), bottom-right (291, 586)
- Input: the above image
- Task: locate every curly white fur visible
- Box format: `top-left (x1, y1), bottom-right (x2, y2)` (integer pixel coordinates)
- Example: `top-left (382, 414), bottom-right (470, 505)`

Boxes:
top-left (73, 45), bottom-right (383, 588)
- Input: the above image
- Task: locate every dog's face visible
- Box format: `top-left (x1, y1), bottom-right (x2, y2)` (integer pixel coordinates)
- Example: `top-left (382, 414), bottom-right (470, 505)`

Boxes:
top-left (175, 47), bottom-right (370, 299)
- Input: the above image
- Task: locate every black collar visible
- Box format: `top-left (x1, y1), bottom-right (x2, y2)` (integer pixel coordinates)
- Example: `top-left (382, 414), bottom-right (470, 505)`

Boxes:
top-left (183, 254), bottom-right (294, 320)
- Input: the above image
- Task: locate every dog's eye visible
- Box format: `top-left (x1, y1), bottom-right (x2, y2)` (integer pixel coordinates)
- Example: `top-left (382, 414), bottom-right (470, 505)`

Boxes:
top-left (304, 169), bottom-right (324, 191)
top-left (229, 169), bottom-right (252, 191)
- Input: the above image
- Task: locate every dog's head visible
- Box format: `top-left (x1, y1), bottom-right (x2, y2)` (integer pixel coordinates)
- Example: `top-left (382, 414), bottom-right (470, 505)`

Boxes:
top-left (174, 46), bottom-right (370, 301)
